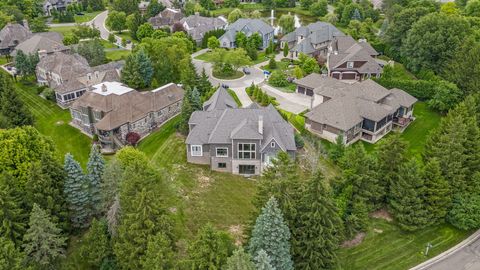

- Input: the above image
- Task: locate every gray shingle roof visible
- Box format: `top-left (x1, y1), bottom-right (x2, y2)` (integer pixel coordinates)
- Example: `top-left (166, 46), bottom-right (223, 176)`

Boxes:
top-left (11, 32), bottom-right (68, 56)
top-left (0, 23), bottom-right (32, 50)
top-left (329, 36), bottom-right (382, 74)
top-left (220, 19), bottom-right (274, 43)
top-left (281, 21), bottom-right (343, 53)
top-left (181, 14), bottom-right (227, 41)
top-left (203, 87), bottom-right (238, 111)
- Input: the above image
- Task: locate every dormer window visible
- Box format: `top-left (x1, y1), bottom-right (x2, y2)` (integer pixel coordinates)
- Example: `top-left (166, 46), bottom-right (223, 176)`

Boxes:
top-left (271, 142), bottom-right (275, 148)
top-left (347, 61), bottom-right (354, 68)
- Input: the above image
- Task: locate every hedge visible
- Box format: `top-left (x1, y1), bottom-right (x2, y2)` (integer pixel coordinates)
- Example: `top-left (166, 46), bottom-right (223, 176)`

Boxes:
top-left (374, 78), bottom-right (458, 101)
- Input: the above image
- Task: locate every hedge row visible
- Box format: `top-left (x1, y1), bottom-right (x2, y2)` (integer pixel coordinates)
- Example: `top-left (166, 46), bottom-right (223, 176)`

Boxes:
top-left (375, 78), bottom-right (458, 101)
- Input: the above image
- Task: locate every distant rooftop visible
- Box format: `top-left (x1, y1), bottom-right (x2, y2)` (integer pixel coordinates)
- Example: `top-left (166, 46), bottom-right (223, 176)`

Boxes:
top-left (91, 82), bottom-right (134, 96)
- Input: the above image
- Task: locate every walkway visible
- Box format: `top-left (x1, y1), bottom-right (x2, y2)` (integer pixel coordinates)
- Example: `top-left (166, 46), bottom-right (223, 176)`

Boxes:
top-left (411, 230), bottom-right (480, 270)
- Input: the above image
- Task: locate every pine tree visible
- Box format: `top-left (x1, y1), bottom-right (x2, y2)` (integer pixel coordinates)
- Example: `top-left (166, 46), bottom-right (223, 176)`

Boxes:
top-left (78, 218), bottom-right (111, 268)
top-left (188, 223), bottom-right (235, 270)
top-left (254, 249), bottom-right (274, 270)
top-left (141, 232), bottom-right (175, 270)
top-left (63, 153), bottom-right (91, 228)
top-left (0, 236), bottom-right (24, 270)
top-left (197, 68), bottom-right (212, 96)
top-left (136, 49), bottom-right (154, 88)
top-left (292, 171), bottom-right (343, 269)
top-left (0, 173), bottom-right (27, 245)
top-left (191, 87), bottom-right (202, 110)
top-left (0, 73), bottom-right (34, 128)
top-left (87, 144), bottom-right (105, 216)
top-left (179, 87), bottom-right (194, 134)
top-left (249, 197), bottom-right (294, 270)
top-left (389, 159), bottom-right (429, 231)
top-left (455, 97), bottom-right (480, 180)
top-left (225, 247), bottom-right (256, 270)
top-left (22, 204), bottom-right (66, 268)
top-left (423, 158), bottom-right (451, 224)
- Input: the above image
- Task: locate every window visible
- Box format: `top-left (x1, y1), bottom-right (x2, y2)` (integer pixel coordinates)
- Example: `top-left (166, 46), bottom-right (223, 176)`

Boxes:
top-left (239, 165), bottom-right (255, 174)
top-left (218, 163), bottom-right (226, 168)
top-left (270, 142), bottom-right (275, 148)
top-left (191, 145), bottom-right (203, 156)
top-left (347, 61), bottom-right (354, 68)
top-left (238, 143), bottom-right (256, 159)
top-left (216, 147), bottom-right (228, 157)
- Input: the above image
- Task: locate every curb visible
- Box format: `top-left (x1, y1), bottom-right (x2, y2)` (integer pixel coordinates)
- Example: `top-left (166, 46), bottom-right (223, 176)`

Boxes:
top-left (410, 229), bottom-right (480, 270)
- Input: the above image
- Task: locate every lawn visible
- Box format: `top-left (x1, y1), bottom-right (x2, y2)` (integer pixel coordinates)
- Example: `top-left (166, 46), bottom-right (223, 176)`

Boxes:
top-left (49, 25), bottom-right (77, 35)
top-left (106, 49), bottom-right (131, 61)
top-left (100, 39), bottom-right (118, 49)
top-left (12, 80), bottom-right (91, 165)
top-left (213, 70), bottom-right (244, 80)
top-left (338, 218), bottom-right (470, 270)
top-left (361, 102), bottom-right (442, 156)
top-left (138, 117), bottom-right (258, 240)
top-left (194, 50), bottom-right (273, 66)
top-left (227, 88), bottom-right (242, 107)
top-left (74, 11), bottom-right (102, 23)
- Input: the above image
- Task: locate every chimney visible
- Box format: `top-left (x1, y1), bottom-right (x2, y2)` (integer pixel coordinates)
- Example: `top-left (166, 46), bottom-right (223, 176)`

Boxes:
top-left (101, 84), bottom-right (107, 92)
top-left (258, 115), bottom-right (263, 135)
top-left (22, 19), bottom-right (29, 31)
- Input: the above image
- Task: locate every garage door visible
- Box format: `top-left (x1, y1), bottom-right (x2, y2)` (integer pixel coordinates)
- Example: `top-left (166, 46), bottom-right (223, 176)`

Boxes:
top-left (342, 73), bottom-right (356, 80)
top-left (332, 73), bottom-right (340, 79)
top-left (306, 88), bottom-right (314, 96)
top-left (297, 87), bottom-right (305, 94)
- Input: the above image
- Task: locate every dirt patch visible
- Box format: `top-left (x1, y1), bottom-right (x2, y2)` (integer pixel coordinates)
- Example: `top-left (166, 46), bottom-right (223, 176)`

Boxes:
top-left (55, 121), bottom-right (64, 125)
top-left (370, 209), bottom-right (393, 222)
top-left (228, 225), bottom-right (245, 246)
top-left (373, 228), bottom-right (383, 234)
top-left (169, 207), bottom-right (177, 213)
top-left (197, 173), bottom-right (214, 189)
top-left (341, 232), bottom-right (366, 248)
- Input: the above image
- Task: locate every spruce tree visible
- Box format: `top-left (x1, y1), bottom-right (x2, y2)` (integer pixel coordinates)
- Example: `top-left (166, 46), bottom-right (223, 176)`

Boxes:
top-left (389, 159), bottom-right (429, 231)
top-left (63, 153), bottom-right (91, 228)
top-left (0, 73), bottom-right (34, 128)
top-left (101, 159), bottom-right (123, 212)
top-left (423, 158), bottom-right (451, 224)
top-left (136, 49), bottom-right (154, 88)
top-left (292, 171), bottom-right (343, 269)
top-left (179, 87), bottom-right (194, 134)
top-left (248, 197), bottom-right (294, 270)
top-left (225, 247), bottom-right (256, 270)
top-left (455, 97), bottom-right (480, 180)
top-left (141, 232), bottom-right (175, 270)
top-left (197, 68), bottom-right (212, 96)
top-left (22, 204), bottom-right (66, 268)
top-left (78, 218), bottom-right (111, 268)
top-left (254, 249), bottom-right (274, 270)
top-left (191, 87), bottom-right (202, 111)
top-left (188, 223), bottom-right (235, 270)
top-left (0, 236), bottom-right (24, 270)
top-left (87, 144), bottom-right (105, 216)
top-left (0, 173), bottom-right (27, 245)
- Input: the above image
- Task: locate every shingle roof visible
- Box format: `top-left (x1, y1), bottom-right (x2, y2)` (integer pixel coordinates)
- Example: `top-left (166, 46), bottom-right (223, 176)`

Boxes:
top-left (329, 36), bottom-right (382, 74)
top-left (0, 23), bottom-right (32, 50)
top-left (281, 21), bottom-right (343, 52)
top-left (148, 8), bottom-right (184, 28)
top-left (203, 87), bottom-right (237, 111)
top-left (11, 32), bottom-right (67, 56)
top-left (220, 19), bottom-right (274, 43)
top-left (181, 15), bottom-right (227, 41)
top-left (294, 73), bottom-right (348, 90)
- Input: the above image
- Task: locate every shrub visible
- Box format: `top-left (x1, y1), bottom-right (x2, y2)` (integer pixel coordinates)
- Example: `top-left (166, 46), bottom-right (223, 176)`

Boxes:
top-left (42, 88), bottom-right (56, 102)
top-left (269, 70), bottom-right (289, 87)
top-left (294, 133), bottom-right (305, 149)
top-left (108, 33), bottom-right (116, 43)
top-left (126, 132), bottom-right (141, 146)
top-left (92, 134), bottom-right (99, 142)
top-left (268, 58), bottom-right (277, 69)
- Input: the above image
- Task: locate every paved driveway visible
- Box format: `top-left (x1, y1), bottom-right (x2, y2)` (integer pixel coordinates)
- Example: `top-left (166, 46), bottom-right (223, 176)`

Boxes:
top-left (260, 83), bottom-right (310, 114)
top-left (90, 11), bottom-right (132, 50)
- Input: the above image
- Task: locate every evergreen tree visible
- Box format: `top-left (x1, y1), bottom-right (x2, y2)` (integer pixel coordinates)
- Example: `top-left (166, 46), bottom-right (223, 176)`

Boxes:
top-left (63, 153), bottom-right (91, 228)
top-left (455, 97), bottom-right (480, 180)
top-left (283, 43), bottom-right (289, 57)
top-left (191, 87), bottom-right (202, 110)
top-left (0, 73), bottom-right (34, 128)
top-left (292, 171), bottom-right (343, 269)
top-left (248, 197), bottom-right (294, 270)
top-left (87, 144), bottom-right (105, 216)
top-left (188, 223), bottom-right (235, 269)
top-left (423, 158), bottom-right (451, 224)
top-left (329, 134), bottom-right (345, 163)
top-left (121, 49), bottom-right (154, 89)
top-left (197, 68), bottom-right (212, 96)
top-left (78, 218), bottom-right (111, 268)
top-left (136, 49), bottom-right (154, 88)
top-left (0, 173), bottom-right (26, 246)
top-left (14, 50), bottom-right (30, 77)
top-left (0, 236), bottom-right (24, 270)
top-left (225, 247), bottom-right (256, 270)
top-left (101, 159), bottom-right (123, 212)
top-left (141, 232), bottom-right (175, 270)
top-left (389, 159), bottom-right (429, 231)
top-left (22, 204), bottom-right (66, 268)
top-left (447, 174), bottom-right (480, 230)
top-left (254, 249), bottom-right (274, 270)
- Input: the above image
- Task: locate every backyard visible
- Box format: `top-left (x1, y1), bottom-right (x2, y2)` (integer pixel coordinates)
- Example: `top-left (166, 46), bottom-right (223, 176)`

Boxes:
top-left (74, 11), bottom-right (102, 23)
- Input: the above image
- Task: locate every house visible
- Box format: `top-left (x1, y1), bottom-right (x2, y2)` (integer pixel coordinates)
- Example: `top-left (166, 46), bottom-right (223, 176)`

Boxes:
top-left (36, 52), bottom-right (124, 108)
top-left (139, 0), bottom-right (175, 14)
top-left (11, 32), bottom-right (69, 57)
top-left (219, 19), bottom-right (274, 49)
top-left (70, 82), bottom-right (184, 151)
top-left (280, 21), bottom-right (344, 59)
top-left (148, 8), bottom-right (184, 29)
top-left (180, 13), bottom-right (227, 44)
top-left (0, 22), bottom-right (32, 56)
top-left (186, 87), bottom-right (296, 175)
top-left (327, 36), bottom-right (383, 81)
top-left (43, 0), bottom-right (76, 16)
top-left (297, 73), bottom-right (417, 144)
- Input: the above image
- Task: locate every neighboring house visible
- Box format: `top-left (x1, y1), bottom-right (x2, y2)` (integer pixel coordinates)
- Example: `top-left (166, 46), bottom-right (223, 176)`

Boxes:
top-left (327, 35), bottom-right (383, 81)
top-left (186, 87), bottom-right (296, 176)
top-left (297, 73), bottom-right (417, 145)
top-left (139, 0), bottom-right (175, 14)
top-left (0, 22), bottom-right (32, 56)
top-left (11, 32), bottom-right (68, 57)
top-left (219, 19), bottom-right (274, 49)
top-left (280, 21), bottom-right (344, 59)
top-left (43, 0), bottom-right (76, 16)
top-left (180, 13), bottom-right (227, 44)
top-left (70, 82), bottom-right (184, 151)
top-left (148, 8), bottom-right (184, 29)
top-left (36, 52), bottom-right (124, 108)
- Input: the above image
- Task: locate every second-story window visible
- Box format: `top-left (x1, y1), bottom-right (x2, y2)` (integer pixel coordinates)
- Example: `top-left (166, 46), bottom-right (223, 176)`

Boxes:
top-left (238, 143), bottom-right (256, 159)
top-left (347, 61), bottom-right (354, 68)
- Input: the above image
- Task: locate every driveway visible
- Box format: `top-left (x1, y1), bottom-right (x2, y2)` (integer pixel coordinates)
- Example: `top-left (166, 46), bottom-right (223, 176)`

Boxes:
top-left (411, 230), bottom-right (480, 270)
top-left (89, 11), bottom-right (132, 50)
top-left (260, 83), bottom-right (310, 114)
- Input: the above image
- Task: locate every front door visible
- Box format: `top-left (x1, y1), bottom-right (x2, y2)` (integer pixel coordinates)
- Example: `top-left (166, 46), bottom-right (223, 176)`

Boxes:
top-left (239, 165), bottom-right (255, 175)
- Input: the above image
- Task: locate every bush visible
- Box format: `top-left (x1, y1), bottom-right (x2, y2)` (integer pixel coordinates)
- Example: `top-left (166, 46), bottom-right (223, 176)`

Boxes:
top-left (294, 133), bottom-right (305, 149)
top-left (268, 58), bottom-right (277, 69)
top-left (126, 132), bottom-right (141, 146)
top-left (42, 88), bottom-right (56, 102)
top-left (269, 70), bottom-right (289, 87)
top-left (92, 134), bottom-right (99, 142)
top-left (36, 85), bottom-right (47, 95)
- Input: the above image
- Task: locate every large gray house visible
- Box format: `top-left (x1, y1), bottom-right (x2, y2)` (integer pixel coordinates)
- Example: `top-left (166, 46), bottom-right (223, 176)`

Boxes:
top-left (219, 19), bottom-right (274, 49)
top-left (0, 22), bottom-right (32, 55)
top-left (296, 74), bottom-right (417, 144)
top-left (186, 87), bottom-right (296, 175)
top-left (180, 13), bottom-right (227, 45)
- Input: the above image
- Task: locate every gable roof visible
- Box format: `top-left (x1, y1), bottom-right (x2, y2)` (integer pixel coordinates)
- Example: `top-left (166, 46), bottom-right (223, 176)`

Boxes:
top-left (11, 32), bottom-right (67, 56)
top-left (328, 36), bottom-right (382, 74)
top-left (148, 8), bottom-right (184, 28)
top-left (220, 19), bottom-right (274, 42)
top-left (0, 23), bottom-right (32, 50)
top-left (203, 87), bottom-right (238, 111)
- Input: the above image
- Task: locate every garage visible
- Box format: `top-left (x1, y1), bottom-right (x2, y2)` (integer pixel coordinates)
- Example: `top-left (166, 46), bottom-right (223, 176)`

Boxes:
top-left (341, 73), bottom-right (357, 80)
top-left (297, 86), bottom-right (305, 94)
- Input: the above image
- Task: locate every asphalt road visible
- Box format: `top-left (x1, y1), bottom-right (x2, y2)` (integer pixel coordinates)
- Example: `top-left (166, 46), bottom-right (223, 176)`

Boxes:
top-left (423, 240), bottom-right (480, 270)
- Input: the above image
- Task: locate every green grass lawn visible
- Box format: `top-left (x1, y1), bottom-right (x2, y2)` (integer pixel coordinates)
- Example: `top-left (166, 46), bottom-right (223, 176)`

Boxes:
top-left (74, 11), bottom-right (102, 23)
top-left (338, 219), bottom-right (470, 270)
top-left (194, 50), bottom-right (272, 66)
top-left (13, 80), bottom-right (91, 165)
top-left (100, 39), bottom-right (118, 49)
top-left (49, 25), bottom-right (77, 35)
top-left (227, 88), bottom-right (242, 107)
top-left (106, 49), bottom-right (131, 61)
top-left (138, 117), bottom-right (258, 240)
top-left (361, 102), bottom-right (441, 156)
top-left (0, 56), bottom-right (9, 65)
top-left (213, 70), bottom-right (244, 80)
top-left (116, 31), bottom-right (138, 44)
